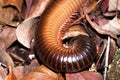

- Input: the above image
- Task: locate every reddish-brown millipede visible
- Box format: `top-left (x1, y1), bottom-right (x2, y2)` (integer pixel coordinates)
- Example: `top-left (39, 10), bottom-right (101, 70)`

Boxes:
top-left (35, 0), bottom-right (97, 72)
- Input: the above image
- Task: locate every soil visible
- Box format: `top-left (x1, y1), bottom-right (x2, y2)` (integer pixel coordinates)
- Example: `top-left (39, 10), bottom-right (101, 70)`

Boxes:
top-left (108, 48), bottom-right (120, 80)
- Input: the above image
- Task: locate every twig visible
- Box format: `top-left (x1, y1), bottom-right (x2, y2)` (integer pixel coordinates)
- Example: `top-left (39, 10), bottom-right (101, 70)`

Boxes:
top-left (0, 62), bottom-right (7, 68)
top-left (95, 40), bottom-right (107, 68)
top-left (103, 36), bottom-right (111, 80)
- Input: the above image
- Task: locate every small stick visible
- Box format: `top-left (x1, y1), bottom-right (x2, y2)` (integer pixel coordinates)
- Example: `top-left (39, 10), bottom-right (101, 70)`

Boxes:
top-left (0, 62), bottom-right (7, 68)
top-left (103, 36), bottom-right (110, 80)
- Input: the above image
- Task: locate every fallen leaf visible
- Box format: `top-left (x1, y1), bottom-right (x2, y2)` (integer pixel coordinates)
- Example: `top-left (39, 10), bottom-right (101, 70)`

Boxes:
top-left (20, 72), bottom-right (55, 80)
top-left (96, 38), bottom-right (116, 70)
top-left (3, 0), bottom-right (23, 12)
top-left (21, 0), bottom-right (32, 18)
top-left (58, 73), bottom-right (64, 80)
top-left (0, 76), bottom-right (4, 80)
top-left (23, 0), bottom-right (51, 19)
top-left (16, 17), bottom-right (39, 48)
top-left (13, 64), bottom-right (58, 80)
top-left (33, 65), bottom-right (58, 79)
top-left (4, 65), bottom-right (17, 80)
top-left (27, 0), bottom-right (51, 19)
top-left (0, 50), bottom-right (14, 68)
top-left (0, 0), bottom-right (6, 6)
top-left (0, 25), bottom-right (16, 69)
top-left (102, 16), bottom-right (120, 35)
top-left (0, 26), bottom-right (17, 49)
top-left (79, 71), bottom-right (103, 80)
top-left (7, 42), bottom-right (33, 65)
top-left (100, 0), bottom-right (109, 12)
top-left (13, 66), bottom-right (24, 80)
top-left (66, 71), bottom-right (103, 80)
top-left (13, 59), bottom-right (39, 80)
top-left (0, 66), bottom-right (7, 80)
top-left (13, 60), bottom-right (55, 80)
top-left (0, 0), bottom-right (21, 27)
top-left (108, 38), bottom-right (116, 64)
top-left (108, 0), bottom-right (120, 11)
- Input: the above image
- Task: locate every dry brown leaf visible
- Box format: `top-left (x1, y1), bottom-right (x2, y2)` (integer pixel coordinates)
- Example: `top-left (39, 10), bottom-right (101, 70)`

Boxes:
top-left (20, 72), bottom-right (55, 80)
top-left (21, 0), bottom-right (32, 18)
top-left (13, 65), bottom-right (39, 80)
top-left (100, 0), bottom-right (109, 12)
top-left (4, 65), bottom-right (17, 80)
top-left (7, 43), bottom-right (33, 64)
top-left (16, 18), bottom-right (39, 48)
top-left (33, 65), bottom-right (58, 79)
top-left (108, 0), bottom-right (120, 11)
top-left (102, 16), bottom-right (120, 35)
top-left (0, 26), bottom-right (17, 49)
top-left (108, 38), bottom-right (116, 64)
top-left (0, 0), bottom-right (22, 26)
top-left (13, 60), bottom-right (55, 80)
top-left (0, 50), bottom-right (14, 68)
top-left (100, 0), bottom-right (120, 12)
top-left (79, 71), bottom-right (103, 80)
top-left (0, 76), bottom-right (4, 80)
top-left (26, 0), bottom-right (51, 19)
top-left (0, 66), bottom-right (7, 80)
top-left (66, 71), bottom-right (103, 80)
top-left (4, 71), bottom-right (17, 80)
top-left (3, 0), bottom-right (23, 12)
top-left (58, 73), bottom-right (64, 80)
top-left (0, 7), bottom-right (20, 26)
top-left (96, 38), bottom-right (117, 70)
top-left (23, 0), bottom-right (51, 19)
top-left (13, 64), bottom-right (58, 80)
top-left (13, 59), bottom-right (39, 80)
top-left (0, 26), bottom-right (16, 68)
top-left (13, 66), bottom-right (24, 80)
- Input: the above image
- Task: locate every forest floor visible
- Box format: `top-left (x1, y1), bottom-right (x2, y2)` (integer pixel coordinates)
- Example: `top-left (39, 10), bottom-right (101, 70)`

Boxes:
top-left (108, 48), bottom-right (120, 80)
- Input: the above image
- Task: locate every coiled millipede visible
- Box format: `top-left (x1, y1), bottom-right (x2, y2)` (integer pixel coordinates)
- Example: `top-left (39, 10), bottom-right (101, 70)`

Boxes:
top-left (35, 0), bottom-right (98, 73)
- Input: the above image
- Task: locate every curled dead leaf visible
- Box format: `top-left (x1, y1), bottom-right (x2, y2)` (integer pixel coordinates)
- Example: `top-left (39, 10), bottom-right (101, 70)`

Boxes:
top-left (13, 59), bottom-right (39, 80)
top-left (0, 0), bottom-right (22, 26)
top-left (13, 60), bottom-right (57, 80)
top-left (0, 50), bottom-right (14, 68)
top-left (66, 71), bottom-right (103, 80)
top-left (0, 25), bottom-right (16, 70)
top-left (20, 72), bottom-right (55, 80)
top-left (102, 16), bottom-right (120, 35)
top-left (0, 66), bottom-right (7, 80)
top-left (33, 65), bottom-right (58, 79)
top-left (27, 0), bottom-right (51, 18)
top-left (0, 7), bottom-right (20, 26)
top-left (4, 65), bottom-right (17, 80)
top-left (13, 66), bottom-right (24, 80)
top-left (23, 0), bottom-right (51, 19)
top-left (100, 0), bottom-right (109, 12)
top-left (3, 0), bottom-right (23, 12)
top-left (16, 18), bottom-right (39, 48)
top-left (0, 26), bottom-right (17, 49)
top-left (58, 73), bottom-right (64, 80)
top-left (108, 0), bottom-right (120, 11)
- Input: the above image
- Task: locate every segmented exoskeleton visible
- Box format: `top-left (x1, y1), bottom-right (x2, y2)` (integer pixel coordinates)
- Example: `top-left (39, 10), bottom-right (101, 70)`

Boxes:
top-left (35, 0), bottom-right (98, 72)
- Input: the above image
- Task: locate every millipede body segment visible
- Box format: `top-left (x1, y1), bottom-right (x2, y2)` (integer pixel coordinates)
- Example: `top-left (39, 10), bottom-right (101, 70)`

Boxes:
top-left (35, 0), bottom-right (97, 73)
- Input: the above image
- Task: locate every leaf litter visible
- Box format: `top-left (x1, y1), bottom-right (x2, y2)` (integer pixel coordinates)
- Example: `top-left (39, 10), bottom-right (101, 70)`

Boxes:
top-left (0, 0), bottom-right (119, 80)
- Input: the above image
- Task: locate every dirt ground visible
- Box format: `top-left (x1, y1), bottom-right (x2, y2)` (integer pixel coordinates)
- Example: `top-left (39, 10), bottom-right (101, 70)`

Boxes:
top-left (108, 48), bottom-right (120, 80)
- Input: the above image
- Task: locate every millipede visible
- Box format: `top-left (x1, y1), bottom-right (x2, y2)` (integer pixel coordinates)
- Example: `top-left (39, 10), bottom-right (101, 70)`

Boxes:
top-left (35, 0), bottom-right (98, 73)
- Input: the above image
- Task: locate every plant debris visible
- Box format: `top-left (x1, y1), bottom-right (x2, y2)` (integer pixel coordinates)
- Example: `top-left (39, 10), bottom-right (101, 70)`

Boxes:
top-left (0, 0), bottom-right (119, 80)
